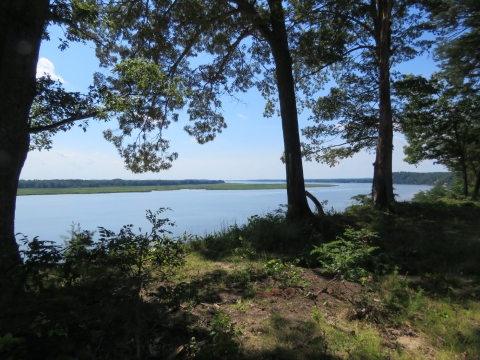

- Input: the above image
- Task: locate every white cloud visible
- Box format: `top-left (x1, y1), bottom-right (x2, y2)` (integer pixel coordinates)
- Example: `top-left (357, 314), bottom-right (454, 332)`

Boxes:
top-left (237, 114), bottom-right (247, 119)
top-left (36, 57), bottom-right (65, 82)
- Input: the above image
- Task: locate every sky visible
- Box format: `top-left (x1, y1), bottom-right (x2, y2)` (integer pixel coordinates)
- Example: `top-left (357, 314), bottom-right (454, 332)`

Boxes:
top-left (21, 25), bottom-right (448, 181)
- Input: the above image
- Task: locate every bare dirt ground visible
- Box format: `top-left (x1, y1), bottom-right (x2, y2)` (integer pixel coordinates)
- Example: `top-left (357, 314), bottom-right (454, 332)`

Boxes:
top-left (157, 266), bottom-right (444, 359)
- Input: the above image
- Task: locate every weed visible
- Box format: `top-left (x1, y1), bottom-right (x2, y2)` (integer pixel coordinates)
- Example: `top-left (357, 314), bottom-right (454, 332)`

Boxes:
top-left (312, 307), bottom-right (323, 322)
top-left (228, 264), bottom-right (258, 297)
top-left (234, 236), bottom-right (257, 259)
top-left (311, 227), bottom-right (379, 281)
top-left (203, 313), bottom-right (242, 357)
top-left (263, 259), bottom-right (303, 288)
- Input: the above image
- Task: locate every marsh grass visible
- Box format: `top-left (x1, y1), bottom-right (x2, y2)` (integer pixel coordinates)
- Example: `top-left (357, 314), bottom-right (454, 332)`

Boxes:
top-left (17, 183), bottom-right (334, 196)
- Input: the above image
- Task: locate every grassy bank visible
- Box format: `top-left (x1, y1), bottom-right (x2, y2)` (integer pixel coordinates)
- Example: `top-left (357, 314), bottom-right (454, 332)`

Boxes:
top-left (1, 199), bottom-right (479, 359)
top-left (17, 183), bottom-right (335, 196)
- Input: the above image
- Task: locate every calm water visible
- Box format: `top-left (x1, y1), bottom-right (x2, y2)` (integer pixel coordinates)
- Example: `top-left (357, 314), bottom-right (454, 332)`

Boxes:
top-left (15, 183), bottom-right (431, 242)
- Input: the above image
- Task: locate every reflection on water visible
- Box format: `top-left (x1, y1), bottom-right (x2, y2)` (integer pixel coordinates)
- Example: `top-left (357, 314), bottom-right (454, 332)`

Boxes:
top-left (15, 183), bottom-right (431, 242)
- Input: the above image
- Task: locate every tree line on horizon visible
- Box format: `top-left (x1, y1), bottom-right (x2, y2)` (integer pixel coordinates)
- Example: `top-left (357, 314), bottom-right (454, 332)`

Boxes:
top-left (17, 172), bottom-right (454, 189)
top-left (17, 179), bottom-right (225, 189)
top-left (307, 172), bottom-right (454, 186)
top-left (1, 0), bottom-right (479, 264)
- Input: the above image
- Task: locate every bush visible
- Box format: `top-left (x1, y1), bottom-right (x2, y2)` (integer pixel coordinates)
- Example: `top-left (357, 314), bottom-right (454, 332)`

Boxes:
top-left (412, 183), bottom-right (448, 203)
top-left (310, 228), bottom-right (379, 282)
top-left (2, 209), bottom-right (190, 360)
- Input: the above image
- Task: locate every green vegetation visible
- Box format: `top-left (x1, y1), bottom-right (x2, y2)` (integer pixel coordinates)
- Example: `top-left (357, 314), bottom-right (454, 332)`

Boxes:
top-left (2, 197), bottom-right (480, 359)
top-left (310, 228), bottom-right (379, 281)
top-left (392, 172), bottom-right (454, 186)
top-left (2, 0), bottom-right (480, 358)
top-left (304, 172), bottom-right (453, 186)
top-left (17, 183), bottom-right (335, 196)
top-left (18, 179), bottom-right (225, 189)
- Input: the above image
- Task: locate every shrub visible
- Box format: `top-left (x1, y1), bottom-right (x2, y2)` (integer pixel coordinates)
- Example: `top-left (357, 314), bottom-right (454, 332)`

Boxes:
top-left (310, 228), bottom-right (379, 282)
top-left (412, 183), bottom-right (448, 203)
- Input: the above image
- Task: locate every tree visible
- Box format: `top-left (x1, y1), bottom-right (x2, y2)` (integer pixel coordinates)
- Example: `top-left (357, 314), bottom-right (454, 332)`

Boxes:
top-left (1, 0), bottom-right (335, 264)
top-left (299, 0), bottom-right (431, 208)
top-left (89, 0), bottom-right (349, 219)
top-left (400, 0), bottom-right (480, 197)
top-left (395, 74), bottom-right (480, 198)
top-left (425, 0), bottom-right (480, 92)
top-left (0, 0), bottom-right (101, 265)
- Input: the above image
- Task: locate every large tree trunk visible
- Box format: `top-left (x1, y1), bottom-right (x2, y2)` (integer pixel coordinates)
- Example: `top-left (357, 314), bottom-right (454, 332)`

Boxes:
top-left (267, 0), bottom-right (313, 220)
top-left (0, 0), bottom-right (48, 265)
top-left (372, 0), bottom-right (394, 208)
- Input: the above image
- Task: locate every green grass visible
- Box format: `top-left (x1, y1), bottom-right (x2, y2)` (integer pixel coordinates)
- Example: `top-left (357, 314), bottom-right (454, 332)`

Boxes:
top-left (17, 183), bottom-right (335, 196)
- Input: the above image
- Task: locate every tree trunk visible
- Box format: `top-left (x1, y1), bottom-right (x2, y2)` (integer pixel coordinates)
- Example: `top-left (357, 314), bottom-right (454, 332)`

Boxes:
top-left (305, 191), bottom-right (325, 216)
top-left (372, 0), bottom-right (394, 208)
top-left (267, 0), bottom-right (313, 220)
top-left (473, 172), bottom-right (480, 199)
top-left (0, 0), bottom-right (48, 265)
top-left (460, 162), bottom-right (469, 197)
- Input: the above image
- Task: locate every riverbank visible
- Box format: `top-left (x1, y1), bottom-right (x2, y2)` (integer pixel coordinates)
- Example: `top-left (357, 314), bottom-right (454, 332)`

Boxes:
top-left (2, 199), bottom-right (479, 359)
top-left (16, 183), bottom-right (336, 196)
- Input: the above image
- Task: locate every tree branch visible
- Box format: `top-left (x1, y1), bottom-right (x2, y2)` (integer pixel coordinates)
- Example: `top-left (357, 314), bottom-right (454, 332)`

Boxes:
top-left (28, 112), bottom-right (98, 134)
top-left (168, 8), bottom-right (242, 77)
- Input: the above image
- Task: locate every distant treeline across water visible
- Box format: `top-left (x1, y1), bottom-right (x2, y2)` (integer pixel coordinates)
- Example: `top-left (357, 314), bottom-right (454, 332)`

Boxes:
top-left (18, 179), bottom-right (225, 189)
top-left (18, 172), bottom-right (453, 189)
top-left (304, 172), bottom-right (453, 186)
top-left (274, 172), bottom-right (451, 186)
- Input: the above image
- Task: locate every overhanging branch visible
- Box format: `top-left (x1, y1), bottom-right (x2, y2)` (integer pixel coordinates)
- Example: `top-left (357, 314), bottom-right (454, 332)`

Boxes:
top-left (28, 112), bottom-right (98, 134)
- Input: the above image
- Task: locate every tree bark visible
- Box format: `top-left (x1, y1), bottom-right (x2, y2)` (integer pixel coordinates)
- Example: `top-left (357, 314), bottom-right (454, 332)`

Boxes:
top-left (372, 0), bottom-right (394, 208)
top-left (305, 190), bottom-right (325, 216)
top-left (267, 0), bottom-right (313, 220)
top-left (0, 0), bottom-right (48, 264)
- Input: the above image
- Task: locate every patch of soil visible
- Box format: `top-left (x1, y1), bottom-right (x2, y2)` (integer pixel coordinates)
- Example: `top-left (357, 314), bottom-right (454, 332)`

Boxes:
top-left (154, 266), bottom-right (468, 359)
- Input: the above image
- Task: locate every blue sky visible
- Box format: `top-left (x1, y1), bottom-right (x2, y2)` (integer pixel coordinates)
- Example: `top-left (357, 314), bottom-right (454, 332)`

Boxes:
top-left (21, 25), bottom-right (447, 180)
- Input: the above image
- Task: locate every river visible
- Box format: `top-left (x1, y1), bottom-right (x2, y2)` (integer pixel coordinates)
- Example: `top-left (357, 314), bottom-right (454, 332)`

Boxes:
top-left (15, 182), bottom-right (431, 242)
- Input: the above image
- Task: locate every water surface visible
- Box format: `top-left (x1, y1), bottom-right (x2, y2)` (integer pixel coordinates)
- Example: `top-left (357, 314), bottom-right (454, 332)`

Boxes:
top-left (15, 183), bottom-right (431, 242)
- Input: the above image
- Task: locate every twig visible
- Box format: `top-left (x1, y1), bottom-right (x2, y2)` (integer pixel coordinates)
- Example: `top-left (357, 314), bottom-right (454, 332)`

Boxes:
top-left (326, 319), bottom-right (356, 335)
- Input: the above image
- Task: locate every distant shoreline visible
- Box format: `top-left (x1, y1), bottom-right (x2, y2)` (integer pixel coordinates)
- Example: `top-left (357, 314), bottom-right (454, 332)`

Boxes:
top-left (17, 183), bottom-right (336, 196)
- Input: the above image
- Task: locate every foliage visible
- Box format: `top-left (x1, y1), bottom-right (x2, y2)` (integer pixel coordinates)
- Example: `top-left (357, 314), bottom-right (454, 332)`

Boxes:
top-left (425, 0), bottom-right (480, 92)
top-left (0, 209), bottom-right (193, 359)
top-left (311, 228), bottom-right (379, 281)
top-left (186, 313), bottom-right (243, 359)
top-left (29, 74), bottom-right (105, 151)
top-left (196, 207), bottom-right (320, 258)
top-left (17, 208), bottom-right (185, 298)
top-left (301, 0), bottom-right (432, 166)
top-left (207, 313), bottom-right (241, 356)
top-left (263, 259), bottom-right (304, 288)
top-left (234, 236), bottom-right (257, 259)
top-left (395, 73), bottom-right (480, 197)
top-left (0, 332), bottom-right (24, 360)
top-left (303, 172), bottom-right (454, 186)
top-left (80, 0), bottom-right (335, 174)
top-left (412, 183), bottom-right (449, 203)
top-left (392, 171), bottom-right (454, 186)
